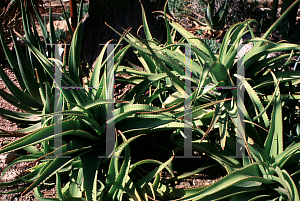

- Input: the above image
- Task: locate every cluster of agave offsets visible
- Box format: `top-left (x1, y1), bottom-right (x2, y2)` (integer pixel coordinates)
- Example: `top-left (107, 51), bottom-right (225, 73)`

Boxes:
top-left (0, 0), bottom-right (300, 200)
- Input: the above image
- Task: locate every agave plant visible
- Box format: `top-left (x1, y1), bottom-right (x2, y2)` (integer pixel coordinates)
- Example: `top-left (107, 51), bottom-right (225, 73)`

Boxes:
top-left (0, 1), bottom-right (207, 200)
top-left (0, 0), bottom-right (43, 61)
top-left (203, 0), bottom-right (228, 30)
top-left (176, 0), bottom-right (228, 31)
top-left (166, 69), bottom-right (300, 201)
top-left (0, 18), bottom-right (216, 199)
top-left (1, 0), bottom-right (300, 200)
top-left (0, 0), bottom-right (43, 32)
top-left (0, 0), bottom-right (85, 135)
top-left (0, 0), bottom-right (82, 189)
top-left (96, 1), bottom-right (300, 199)
top-left (110, 0), bottom-right (300, 151)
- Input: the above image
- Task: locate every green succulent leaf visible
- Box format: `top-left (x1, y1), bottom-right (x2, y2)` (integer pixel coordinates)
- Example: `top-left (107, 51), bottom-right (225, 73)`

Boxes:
top-left (80, 151), bottom-right (101, 201)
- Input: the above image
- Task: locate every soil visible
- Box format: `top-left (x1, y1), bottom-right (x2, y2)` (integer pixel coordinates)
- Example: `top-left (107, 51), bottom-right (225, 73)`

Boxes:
top-left (0, 63), bottom-right (224, 200)
top-left (0, 0), bottom-right (298, 200)
top-left (0, 64), bottom-right (59, 200)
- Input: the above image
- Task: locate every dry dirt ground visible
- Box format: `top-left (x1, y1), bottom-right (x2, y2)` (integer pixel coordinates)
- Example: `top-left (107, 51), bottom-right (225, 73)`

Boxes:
top-left (0, 61), bottom-right (222, 200)
top-left (0, 1), bottom-right (71, 199)
top-left (1, 0), bottom-right (294, 199)
top-left (0, 10), bottom-right (224, 196)
top-left (0, 65), bottom-right (59, 200)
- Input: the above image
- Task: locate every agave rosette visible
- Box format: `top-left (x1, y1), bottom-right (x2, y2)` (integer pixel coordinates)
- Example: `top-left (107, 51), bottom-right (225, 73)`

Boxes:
top-left (112, 0), bottom-right (300, 151)
top-left (0, 0), bottom-right (300, 200)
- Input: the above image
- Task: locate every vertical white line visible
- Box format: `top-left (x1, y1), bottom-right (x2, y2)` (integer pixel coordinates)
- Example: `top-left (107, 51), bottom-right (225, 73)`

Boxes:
top-left (101, 44), bottom-right (116, 158)
top-left (181, 44), bottom-right (193, 158)
top-left (53, 44), bottom-right (70, 158)
top-left (235, 44), bottom-right (246, 158)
